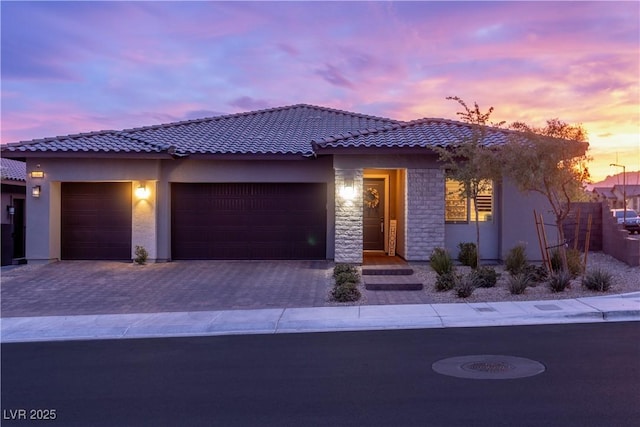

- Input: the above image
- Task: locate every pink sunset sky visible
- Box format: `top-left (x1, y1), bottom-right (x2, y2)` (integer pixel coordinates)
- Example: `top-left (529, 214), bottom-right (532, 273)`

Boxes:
top-left (1, 1), bottom-right (638, 182)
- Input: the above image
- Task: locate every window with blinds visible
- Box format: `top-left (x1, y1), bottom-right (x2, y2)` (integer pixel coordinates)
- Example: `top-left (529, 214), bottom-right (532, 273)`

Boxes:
top-left (445, 179), bottom-right (493, 223)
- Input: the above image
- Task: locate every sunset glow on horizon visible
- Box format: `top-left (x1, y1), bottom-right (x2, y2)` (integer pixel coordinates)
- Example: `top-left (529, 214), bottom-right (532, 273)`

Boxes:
top-left (2, 1), bottom-right (638, 182)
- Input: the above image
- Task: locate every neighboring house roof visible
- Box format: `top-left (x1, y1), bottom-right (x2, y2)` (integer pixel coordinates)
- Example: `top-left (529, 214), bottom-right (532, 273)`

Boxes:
top-left (311, 118), bottom-right (516, 150)
top-left (592, 187), bottom-right (616, 199)
top-left (613, 184), bottom-right (640, 198)
top-left (0, 158), bottom-right (26, 182)
top-left (1, 104), bottom-right (399, 158)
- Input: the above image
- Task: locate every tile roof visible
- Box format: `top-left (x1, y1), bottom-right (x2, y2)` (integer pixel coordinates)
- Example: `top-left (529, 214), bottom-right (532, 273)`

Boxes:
top-left (2, 104), bottom-right (399, 157)
top-left (311, 118), bottom-right (517, 150)
top-left (592, 187), bottom-right (616, 199)
top-left (1, 158), bottom-right (26, 181)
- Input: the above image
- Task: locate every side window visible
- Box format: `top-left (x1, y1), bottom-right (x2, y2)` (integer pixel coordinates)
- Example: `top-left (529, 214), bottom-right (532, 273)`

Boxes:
top-left (445, 179), bottom-right (493, 223)
top-left (445, 179), bottom-right (467, 223)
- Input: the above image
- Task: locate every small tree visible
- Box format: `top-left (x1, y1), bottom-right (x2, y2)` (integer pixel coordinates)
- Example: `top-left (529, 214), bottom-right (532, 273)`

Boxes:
top-left (499, 119), bottom-right (590, 271)
top-left (434, 97), bottom-right (504, 268)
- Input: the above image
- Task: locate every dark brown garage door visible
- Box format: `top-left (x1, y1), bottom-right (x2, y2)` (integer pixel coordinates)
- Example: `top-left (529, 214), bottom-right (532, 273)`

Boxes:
top-left (171, 183), bottom-right (327, 259)
top-left (61, 182), bottom-right (132, 260)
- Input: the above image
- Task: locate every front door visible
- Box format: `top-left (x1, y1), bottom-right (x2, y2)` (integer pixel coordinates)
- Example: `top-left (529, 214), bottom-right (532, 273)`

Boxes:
top-left (363, 178), bottom-right (385, 250)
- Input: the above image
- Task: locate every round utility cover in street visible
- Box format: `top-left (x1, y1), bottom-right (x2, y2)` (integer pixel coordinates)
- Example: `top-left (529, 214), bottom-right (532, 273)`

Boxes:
top-left (432, 355), bottom-right (546, 379)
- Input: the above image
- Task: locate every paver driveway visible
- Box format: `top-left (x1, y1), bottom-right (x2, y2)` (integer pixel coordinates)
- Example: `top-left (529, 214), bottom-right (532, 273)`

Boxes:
top-left (1, 261), bottom-right (334, 317)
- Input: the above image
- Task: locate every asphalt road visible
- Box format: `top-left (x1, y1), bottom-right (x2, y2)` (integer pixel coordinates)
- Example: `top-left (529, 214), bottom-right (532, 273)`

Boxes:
top-left (2, 322), bottom-right (639, 427)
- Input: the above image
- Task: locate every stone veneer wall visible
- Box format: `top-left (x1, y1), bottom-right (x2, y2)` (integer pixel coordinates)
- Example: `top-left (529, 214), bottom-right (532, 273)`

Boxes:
top-left (404, 169), bottom-right (445, 261)
top-left (334, 168), bottom-right (363, 264)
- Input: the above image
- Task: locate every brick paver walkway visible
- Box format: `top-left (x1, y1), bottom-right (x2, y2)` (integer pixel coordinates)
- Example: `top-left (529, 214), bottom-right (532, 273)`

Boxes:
top-left (0, 261), bottom-right (334, 317)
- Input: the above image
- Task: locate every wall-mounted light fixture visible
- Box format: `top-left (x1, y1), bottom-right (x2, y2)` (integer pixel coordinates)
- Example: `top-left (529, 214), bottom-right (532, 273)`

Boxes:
top-left (7, 205), bottom-right (15, 215)
top-left (339, 172), bottom-right (356, 201)
top-left (30, 164), bottom-right (44, 178)
top-left (32, 185), bottom-right (41, 198)
top-left (135, 184), bottom-right (150, 199)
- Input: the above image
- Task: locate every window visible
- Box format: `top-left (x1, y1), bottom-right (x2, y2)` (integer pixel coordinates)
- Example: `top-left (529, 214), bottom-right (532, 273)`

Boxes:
top-left (445, 179), bottom-right (493, 223)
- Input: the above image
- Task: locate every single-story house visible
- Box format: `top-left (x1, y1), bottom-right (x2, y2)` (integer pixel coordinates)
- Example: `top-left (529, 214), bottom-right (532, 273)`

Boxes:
top-left (592, 187), bottom-right (619, 208)
top-left (2, 104), bottom-right (566, 265)
top-left (612, 184), bottom-right (640, 212)
top-left (1, 158), bottom-right (27, 265)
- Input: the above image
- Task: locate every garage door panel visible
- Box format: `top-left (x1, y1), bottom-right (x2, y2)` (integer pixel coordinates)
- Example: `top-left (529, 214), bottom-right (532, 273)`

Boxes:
top-left (62, 182), bottom-right (132, 260)
top-left (172, 183), bottom-right (326, 260)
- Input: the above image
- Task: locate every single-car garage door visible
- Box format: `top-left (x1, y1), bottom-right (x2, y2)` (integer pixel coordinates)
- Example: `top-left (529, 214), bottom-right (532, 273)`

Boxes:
top-left (61, 182), bottom-right (132, 260)
top-left (171, 183), bottom-right (327, 259)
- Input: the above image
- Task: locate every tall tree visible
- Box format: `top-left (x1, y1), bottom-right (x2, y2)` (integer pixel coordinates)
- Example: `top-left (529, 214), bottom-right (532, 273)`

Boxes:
top-left (500, 119), bottom-right (590, 270)
top-left (435, 97), bottom-right (504, 267)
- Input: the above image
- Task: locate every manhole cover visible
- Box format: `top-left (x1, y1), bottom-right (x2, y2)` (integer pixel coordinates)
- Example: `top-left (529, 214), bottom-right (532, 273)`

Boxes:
top-left (432, 355), bottom-right (545, 379)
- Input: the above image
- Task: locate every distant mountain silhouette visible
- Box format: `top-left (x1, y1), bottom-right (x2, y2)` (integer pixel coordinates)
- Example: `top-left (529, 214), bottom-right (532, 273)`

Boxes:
top-left (588, 171), bottom-right (640, 190)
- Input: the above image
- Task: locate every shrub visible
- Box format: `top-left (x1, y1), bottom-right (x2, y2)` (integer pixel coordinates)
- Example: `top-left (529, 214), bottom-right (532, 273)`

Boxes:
top-left (333, 263), bottom-right (357, 278)
top-left (548, 270), bottom-right (572, 293)
top-left (335, 271), bottom-right (359, 286)
top-left (430, 248), bottom-right (454, 276)
top-left (457, 242), bottom-right (478, 268)
top-left (523, 264), bottom-right (548, 284)
top-left (435, 272), bottom-right (458, 292)
top-left (331, 282), bottom-right (361, 302)
top-left (550, 248), bottom-right (583, 277)
top-left (505, 244), bottom-right (528, 276)
top-left (472, 266), bottom-right (499, 288)
top-left (134, 245), bottom-right (148, 265)
top-left (582, 269), bottom-right (613, 292)
top-left (455, 274), bottom-right (477, 298)
top-left (507, 273), bottom-right (530, 295)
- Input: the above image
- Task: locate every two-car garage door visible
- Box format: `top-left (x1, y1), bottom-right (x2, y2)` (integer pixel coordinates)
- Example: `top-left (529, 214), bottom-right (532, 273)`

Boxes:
top-left (171, 183), bottom-right (327, 260)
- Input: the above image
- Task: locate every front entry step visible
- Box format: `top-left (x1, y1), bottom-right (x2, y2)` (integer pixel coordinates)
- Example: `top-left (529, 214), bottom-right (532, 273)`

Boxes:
top-left (362, 265), bottom-right (414, 276)
top-left (363, 274), bottom-right (424, 291)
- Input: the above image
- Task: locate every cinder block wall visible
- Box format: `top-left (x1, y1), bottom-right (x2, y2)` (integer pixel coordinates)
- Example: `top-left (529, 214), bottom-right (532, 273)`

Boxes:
top-left (404, 169), bottom-right (445, 261)
top-left (602, 203), bottom-right (640, 267)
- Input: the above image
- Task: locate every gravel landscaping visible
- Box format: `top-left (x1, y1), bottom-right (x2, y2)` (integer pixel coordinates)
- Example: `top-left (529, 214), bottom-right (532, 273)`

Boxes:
top-left (347, 252), bottom-right (640, 306)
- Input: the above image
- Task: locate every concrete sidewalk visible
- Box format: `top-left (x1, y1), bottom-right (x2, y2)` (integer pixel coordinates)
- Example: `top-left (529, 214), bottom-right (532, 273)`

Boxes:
top-left (2, 292), bottom-right (638, 343)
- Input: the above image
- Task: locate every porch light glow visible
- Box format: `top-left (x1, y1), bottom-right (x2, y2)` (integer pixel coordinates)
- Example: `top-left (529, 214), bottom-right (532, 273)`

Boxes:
top-left (32, 185), bottom-right (41, 198)
top-left (340, 178), bottom-right (356, 200)
top-left (30, 170), bottom-right (45, 178)
top-left (135, 184), bottom-right (150, 199)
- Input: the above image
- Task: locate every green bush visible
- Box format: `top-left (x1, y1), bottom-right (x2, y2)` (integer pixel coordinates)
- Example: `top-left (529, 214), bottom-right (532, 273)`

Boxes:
top-left (331, 282), bottom-right (361, 302)
top-left (582, 269), bottom-right (613, 292)
top-left (430, 248), bottom-right (454, 276)
top-left (435, 272), bottom-right (458, 292)
top-left (505, 244), bottom-right (528, 276)
top-left (548, 270), bottom-right (572, 293)
top-left (550, 248), bottom-right (583, 277)
top-left (507, 273), bottom-right (530, 295)
top-left (457, 242), bottom-right (478, 268)
top-left (455, 274), bottom-right (477, 298)
top-left (134, 245), bottom-right (148, 265)
top-left (472, 266), bottom-right (499, 288)
top-left (333, 263), bottom-right (357, 278)
top-left (335, 271), bottom-right (359, 286)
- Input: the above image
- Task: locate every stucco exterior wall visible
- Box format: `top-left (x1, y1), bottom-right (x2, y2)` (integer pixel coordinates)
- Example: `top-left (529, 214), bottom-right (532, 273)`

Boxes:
top-left (500, 179), bottom-right (555, 262)
top-left (24, 157), bottom-right (336, 263)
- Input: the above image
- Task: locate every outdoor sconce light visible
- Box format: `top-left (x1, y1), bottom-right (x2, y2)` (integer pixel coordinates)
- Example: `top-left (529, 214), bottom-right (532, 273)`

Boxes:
top-left (32, 185), bottom-right (41, 198)
top-left (7, 205), bottom-right (15, 215)
top-left (135, 184), bottom-right (150, 199)
top-left (339, 176), bottom-right (356, 201)
top-left (30, 164), bottom-right (44, 178)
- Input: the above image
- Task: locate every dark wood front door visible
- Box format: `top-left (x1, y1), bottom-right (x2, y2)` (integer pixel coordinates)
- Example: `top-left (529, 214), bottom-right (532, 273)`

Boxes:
top-left (363, 178), bottom-right (385, 251)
